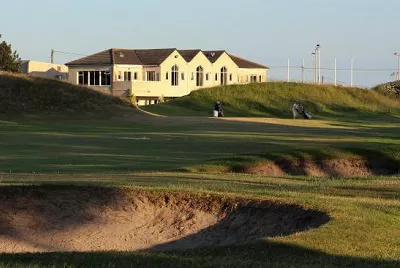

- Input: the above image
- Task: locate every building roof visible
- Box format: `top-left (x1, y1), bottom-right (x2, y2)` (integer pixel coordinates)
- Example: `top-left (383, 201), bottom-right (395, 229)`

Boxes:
top-left (228, 54), bottom-right (269, 69)
top-left (112, 49), bottom-right (142, 65)
top-left (66, 49), bottom-right (113, 66)
top-left (177, 50), bottom-right (201, 62)
top-left (203, 50), bottom-right (226, 63)
top-left (66, 48), bottom-right (268, 69)
top-left (66, 48), bottom-right (176, 66)
top-left (134, 48), bottom-right (176, 65)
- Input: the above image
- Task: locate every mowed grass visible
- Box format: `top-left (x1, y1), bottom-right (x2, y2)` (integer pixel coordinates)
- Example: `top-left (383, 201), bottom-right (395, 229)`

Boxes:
top-left (1, 115), bottom-right (399, 174)
top-left (0, 77), bottom-right (399, 267)
top-left (0, 173), bottom-right (399, 267)
top-left (0, 114), bottom-right (399, 267)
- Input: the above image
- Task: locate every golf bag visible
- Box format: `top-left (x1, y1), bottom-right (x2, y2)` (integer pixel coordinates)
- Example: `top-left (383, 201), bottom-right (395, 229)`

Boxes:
top-left (214, 102), bottom-right (224, 117)
top-left (300, 106), bottom-right (312, 119)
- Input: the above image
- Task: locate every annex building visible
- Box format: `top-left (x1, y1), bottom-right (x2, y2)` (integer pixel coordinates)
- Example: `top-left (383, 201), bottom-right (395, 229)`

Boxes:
top-left (66, 48), bottom-right (268, 106)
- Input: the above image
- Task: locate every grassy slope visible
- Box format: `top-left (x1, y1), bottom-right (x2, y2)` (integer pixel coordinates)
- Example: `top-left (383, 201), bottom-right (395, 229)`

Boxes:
top-left (143, 82), bottom-right (400, 119)
top-left (0, 72), bottom-right (131, 114)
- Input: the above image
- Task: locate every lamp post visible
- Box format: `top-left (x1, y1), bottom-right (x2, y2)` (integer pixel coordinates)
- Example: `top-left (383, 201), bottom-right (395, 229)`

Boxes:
top-left (311, 44), bottom-right (321, 84)
top-left (350, 57), bottom-right (354, 87)
top-left (315, 44), bottom-right (321, 84)
top-left (395, 53), bottom-right (400, 81)
top-left (334, 57), bottom-right (337, 86)
top-left (311, 52), bottom-right (316, 83)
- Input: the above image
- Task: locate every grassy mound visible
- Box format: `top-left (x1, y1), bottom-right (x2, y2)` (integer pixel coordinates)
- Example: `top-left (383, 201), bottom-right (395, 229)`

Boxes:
top-left (144, 82), bottom-right (400, 118)
top-left (0, 72), bottom-right (132, 114)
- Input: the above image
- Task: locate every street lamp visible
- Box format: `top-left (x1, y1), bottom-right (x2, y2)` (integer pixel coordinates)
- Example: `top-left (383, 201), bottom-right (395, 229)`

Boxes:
top-left (311, 52), bottom-right (316, 83)
top-left (394, 53), bottom-right (400, 81)
top-left (315, 44), bottom-right (321, 84)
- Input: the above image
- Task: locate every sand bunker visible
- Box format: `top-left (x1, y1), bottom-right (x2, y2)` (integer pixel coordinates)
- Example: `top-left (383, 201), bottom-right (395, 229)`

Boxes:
top-left (0, 187), bottom-right (329, 253)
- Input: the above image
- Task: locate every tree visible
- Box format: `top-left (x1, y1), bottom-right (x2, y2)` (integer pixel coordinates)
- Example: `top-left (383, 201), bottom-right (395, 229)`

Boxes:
top-left (0, 34), bottom-right (21, 72)
top-left (127, 88), bottom-right (137, 107)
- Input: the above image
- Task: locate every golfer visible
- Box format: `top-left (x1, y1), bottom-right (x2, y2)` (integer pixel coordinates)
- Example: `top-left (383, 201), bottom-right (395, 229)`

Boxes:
top-left (292, 103), bottom-right (299, 119)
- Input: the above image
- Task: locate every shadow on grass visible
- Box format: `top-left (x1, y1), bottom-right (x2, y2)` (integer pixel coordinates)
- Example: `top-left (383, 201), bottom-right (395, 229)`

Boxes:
top-left (0, 241), bottom-right (398, 268)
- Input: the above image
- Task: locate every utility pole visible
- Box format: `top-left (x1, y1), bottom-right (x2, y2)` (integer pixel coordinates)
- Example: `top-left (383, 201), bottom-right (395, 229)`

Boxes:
top-left (287, 58), bottom-right (290, 82)
top-left (312, 52), bottom-right (316, 83)
top-left (317, 45), bottom-right (321, 84)
top-left (395, 53), bottom-right (400, 80)
top-left (301, 58), bottom-right (305, 83)
top-left (51, 49), bottom-right (54, 64)
top-left (350, 57), bottom-right (354, 87)
top-left (334, 57), bottom-right (337, 86)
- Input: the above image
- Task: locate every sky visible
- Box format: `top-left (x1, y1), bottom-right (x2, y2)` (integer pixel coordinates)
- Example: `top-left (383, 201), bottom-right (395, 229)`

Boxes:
top-left (1, 0), bottom-right (399, 87)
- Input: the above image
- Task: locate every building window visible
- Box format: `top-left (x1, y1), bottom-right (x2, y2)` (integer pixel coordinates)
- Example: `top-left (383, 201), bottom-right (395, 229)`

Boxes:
top-left (171, 65), bottom-right (179, 86)
top-left (146, 71), bottom-right (156, 81)
top-left (166, 72), bottom-right (169, 80)
top-left (220, 67), bottom-right (228, 85)
top-left (206, 73), bottom-right (209, 81)
top-left (101, 71), bottom-right (111, 85)
top-left (181, 72), bottom-right (185, 80)
top-left (90, 71), bottom-right (100, 85)
top-left (196, 66), bottom-right (204, 87)
top-left (118, 71), bottom-right (122, 80)
top-left (78, 71), bottom-right (110, 86)
top-left (229, 73), bottom-right (232, 81)
top-left (78, 71), bottom-right (88, 85)
top-left (215, 73), bottom-right (218, 81)
top-left (251, 75), bottom-right (257, 83)
top-left (134, 72), bottom-right (138, 80)
top-left (259, 75), bottom-right (262, 82)
top-left (191, 72), bottom-right (194, 80)
top-left (124, 71), bottom-right (132, 81)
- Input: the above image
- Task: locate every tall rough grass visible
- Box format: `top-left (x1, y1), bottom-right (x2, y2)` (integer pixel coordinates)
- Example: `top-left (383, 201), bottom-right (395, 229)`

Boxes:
top-left (0, 72), bottom-right (131, 114)
top-left (144, 82), bottom-right (400, 118)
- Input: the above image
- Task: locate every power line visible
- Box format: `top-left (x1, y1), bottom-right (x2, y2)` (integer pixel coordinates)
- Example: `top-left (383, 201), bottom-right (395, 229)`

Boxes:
top-left (51, 49), bottom-right (88, 64)
top-left (269, 66), bottom-right (397, 72)
top-left (52, 50), bottom-right (88, 57)
top-left (323, 76), bottom-right (347, 85)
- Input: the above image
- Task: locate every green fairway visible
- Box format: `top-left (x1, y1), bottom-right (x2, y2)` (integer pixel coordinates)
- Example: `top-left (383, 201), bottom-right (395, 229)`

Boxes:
top-left (1, 115), bottom-right (399, 174)
top-left (0, 76), bottom-right (399, 267)
top-left (0, 114), bottom-right (399, 267)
